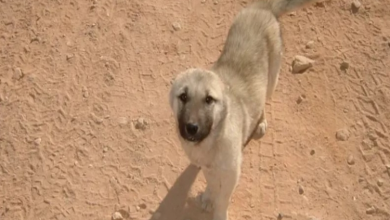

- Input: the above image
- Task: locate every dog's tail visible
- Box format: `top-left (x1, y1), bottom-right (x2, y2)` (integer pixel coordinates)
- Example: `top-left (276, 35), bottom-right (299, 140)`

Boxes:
top-left (254, 0), bottom-right (318, 17)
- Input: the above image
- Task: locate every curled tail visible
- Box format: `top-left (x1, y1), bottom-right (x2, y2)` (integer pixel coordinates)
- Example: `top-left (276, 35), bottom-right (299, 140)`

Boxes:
top-left (253, 0), bottom-right (319, 17)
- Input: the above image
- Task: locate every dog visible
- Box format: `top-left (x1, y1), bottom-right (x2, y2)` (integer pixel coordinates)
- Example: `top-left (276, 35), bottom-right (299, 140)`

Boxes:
top-left (169, 0), bottom-right (318, 219)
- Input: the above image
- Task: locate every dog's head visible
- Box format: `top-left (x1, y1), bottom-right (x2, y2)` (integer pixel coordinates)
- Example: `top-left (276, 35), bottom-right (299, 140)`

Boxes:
top-left (169, 68), bottom-right (228, 144)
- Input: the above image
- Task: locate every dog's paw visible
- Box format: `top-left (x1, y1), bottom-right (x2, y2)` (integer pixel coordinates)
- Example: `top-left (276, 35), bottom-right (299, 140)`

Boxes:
top-left (252, 119), bottom-right (268, 140)
top-left (196, 190), bottom-right (213, 212)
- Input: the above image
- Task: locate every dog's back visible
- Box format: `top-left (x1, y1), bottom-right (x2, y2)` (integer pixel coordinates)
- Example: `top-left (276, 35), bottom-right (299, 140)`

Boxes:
top-left (211, 0), bottom-right (318, 143)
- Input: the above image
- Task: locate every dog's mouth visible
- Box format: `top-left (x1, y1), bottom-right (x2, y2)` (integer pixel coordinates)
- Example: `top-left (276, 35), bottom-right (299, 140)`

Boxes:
top-left (183, 135), bottom-right (198, 142)
top-left (180, 132), bottom-right (201, 143)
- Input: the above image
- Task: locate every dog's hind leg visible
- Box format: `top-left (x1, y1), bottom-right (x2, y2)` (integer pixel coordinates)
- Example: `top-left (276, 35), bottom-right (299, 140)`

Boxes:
top-left (252, 109), bottom-right (268, 140)
top-left (253, 33), bottom-right (283, 140)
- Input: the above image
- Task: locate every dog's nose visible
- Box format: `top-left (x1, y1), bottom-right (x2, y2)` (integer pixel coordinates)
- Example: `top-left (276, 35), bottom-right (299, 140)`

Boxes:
top-left (185, 123), bottom-right (198, 135)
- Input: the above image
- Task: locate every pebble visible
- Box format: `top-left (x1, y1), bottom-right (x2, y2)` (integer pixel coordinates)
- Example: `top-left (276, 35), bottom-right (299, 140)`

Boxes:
top-left (135, 117), bottom-right (148, 130)
top-left (347, 155), bottom-right (355, 165)
top-left (298, 185), bottom-right (304, 194)
top-left (351, 0), bottom-right (361, 13)
top-left (34, 138), bottom-right (42, 145)
top-left (91, 113), bottom-right (103, 124)
top-left (366, 206), bottom-right (376, 215)
top-left (103, 147), bottom-right (108, 153)
top-left (292, 55), bottom-right (314, 74)
top-left (288, 11), bottom-right (297, 16)
top-left (340, 61), bottom-right (349, 71)
top-left (296, 95), bottom-right (306, 104)
top-left (82, 86), bottom-right (89, 98)
top-left (336, 129), bottom-right (350, 141)
top-left (377, 179), bottom-right (384, 187)
top-left (172, 22), bottom-right (181, 31)
top-left (13, 67), bottom-right (24, 80)
top-left (112, 212), bottom-right (123, 220)
top-left (66, 53), bottom-right (74, 60)
top-left (277, 213), bottom-right (284, 219)
top-left (306, 41), bottom-right (314, 49)
top-left (310, 149), bottom-right (316, 155)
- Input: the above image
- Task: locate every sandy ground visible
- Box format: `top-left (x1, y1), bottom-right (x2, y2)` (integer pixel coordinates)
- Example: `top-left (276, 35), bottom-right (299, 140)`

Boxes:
top-left (1, 0), bottom-right (390, 219)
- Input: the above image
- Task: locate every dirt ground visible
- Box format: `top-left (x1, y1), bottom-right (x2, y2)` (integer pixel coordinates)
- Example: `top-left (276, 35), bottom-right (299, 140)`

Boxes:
top-left (1, 0), bottom-right (390, 219)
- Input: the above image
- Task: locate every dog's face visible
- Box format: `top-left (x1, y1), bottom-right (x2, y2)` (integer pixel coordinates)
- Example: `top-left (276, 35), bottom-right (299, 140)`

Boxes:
top-left (169, 68), bottom-right (227, 144)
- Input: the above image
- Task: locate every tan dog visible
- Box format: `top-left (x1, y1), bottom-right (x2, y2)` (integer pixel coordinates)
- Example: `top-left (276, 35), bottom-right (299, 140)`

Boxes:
top-left (169, 0), bottom-right (317, 219)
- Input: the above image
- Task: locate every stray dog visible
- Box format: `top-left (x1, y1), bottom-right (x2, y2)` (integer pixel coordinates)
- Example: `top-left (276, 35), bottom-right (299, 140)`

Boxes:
top-left (169, 0), bottom-right (317, 219)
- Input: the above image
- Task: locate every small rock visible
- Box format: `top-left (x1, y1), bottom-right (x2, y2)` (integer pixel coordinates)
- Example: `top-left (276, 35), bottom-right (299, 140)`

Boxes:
top-left (336, 129), bottom-right (350, 141)
top-left (310, 149), bottom-right (316, 155)
top-left (351, 0), bottom-right (361, 13)
top-left (13, 67), bottom-right (24, 80)
top-left (112, 211), bottom-right (123, 220)
top-left (82, 86), bottom-right (89, 98)
top-left (298, 185), bottom-right (304, 194)
top-left (66, 53), bottom-right (74, 60)
top-left (340, 61), bottom-right (349, 71)
top-left (213, 0), bottom-right (219, 5)
top-left (34, 138), bottom-right (42, 145)
top-left (288, 11), bottom-right (297, 16)
top-left (366, 206), bottom-right (376, 215)
top-left (135, 117), bottom-right (148, 130)
top-left (377, 179), bottom-right (384, 187)
top-left (103, 147), bottom-right (108, 153)
top-left (172, 22), bottom-right (181, 31)
top-left (305, 40), bottom-right (314, 49)
top-left (292, 55), bottom-right (314, 74)
top-left (347, 155), bottom-right (355, 165)
top-left (277, 213), bottom-right (284, 220)
top-left (296, 95), bottom-right (306, 104)
top-left (91, 113), bottom-right (103, 124)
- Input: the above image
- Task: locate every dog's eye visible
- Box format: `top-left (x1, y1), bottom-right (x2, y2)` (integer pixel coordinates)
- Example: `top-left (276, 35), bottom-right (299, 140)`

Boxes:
top-left (205, 96), bottom-right (215, 104)
top-left (179, 93), bottom-right (188, 102)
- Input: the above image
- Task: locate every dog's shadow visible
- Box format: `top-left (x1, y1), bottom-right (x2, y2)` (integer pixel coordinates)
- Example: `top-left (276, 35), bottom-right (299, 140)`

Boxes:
top-left (149, 164), bottom-right (212, 220)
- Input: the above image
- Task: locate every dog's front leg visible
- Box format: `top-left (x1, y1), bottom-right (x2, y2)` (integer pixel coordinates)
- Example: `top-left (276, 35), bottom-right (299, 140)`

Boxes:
top-left (200, 167), bottom-right (217, 212)
top-left (212, 164), bottom-right (241, 220)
